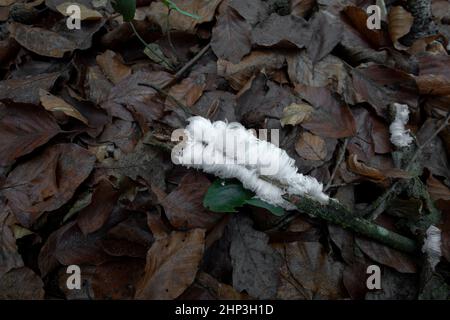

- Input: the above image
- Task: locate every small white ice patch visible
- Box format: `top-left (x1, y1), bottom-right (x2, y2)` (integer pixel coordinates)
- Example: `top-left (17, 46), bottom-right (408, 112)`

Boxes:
top-left (389, 103), bottom-right (413, 148)
top-left (422, 225), bottom-right (442, 269)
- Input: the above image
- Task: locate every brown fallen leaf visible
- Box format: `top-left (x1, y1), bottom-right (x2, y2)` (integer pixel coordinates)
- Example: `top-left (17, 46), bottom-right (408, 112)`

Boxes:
top-left (0, 72), bottom-right (60, 104)
top-left (211, 2), bottom-right (252, 64)
top-left (96, 50), bottom-right (132, 85)
top-left (167, 74), bottom-right (206, 108)
top-left (229, 215), bottom-right (282, 299)
top-left (217, 51), bottom-right (285, 90)
top-left (135, 228), bottom-right (205, 299)
top-left (355, 236), bottom-right (417, 273)
top-left (427, 175), bottom-right (450, 201)
top-left (0, 203), bottom-right (24, 278)
top-left (307, 11), bottom-right (343, 63)
top-left (0, 267), bottom-right (44, 299)
top-left (161, 172), bottom-right (223, 230)
top-left (291, 0), bottom-right (315, 17)
top-left (77, 179), bottom-right (120, 235)
top-left (388, 6), bottom-right (414, 50)
top-left (416, 54), bottom-right (450, 96)
top-left (8, 22), bottom-right (77, 58)
top-left (4, 144), bottom-right (96, 227)
top-left (281, 103), bottom-right (314, 127)
top-left (252, 13), bottom-right (311, 49)
top-left (0, 103), bottom-right (60, 166)
top-left (295, 85), bottom-right (356, 138)
top-left (91, 259), bottom-right (145, 299)
top-left (275, 241), bottom-right (346, 299)
top-left (295, 131), bottom-right (327, 161)
top-left (39, 89), bottom-right (89, 124)
top-left (347, 153), bottom-right (385, 181)
top-left (343, 6), bottom-right (388, 48)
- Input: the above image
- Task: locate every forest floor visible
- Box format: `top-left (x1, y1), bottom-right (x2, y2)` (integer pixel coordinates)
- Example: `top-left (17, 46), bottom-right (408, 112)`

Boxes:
top-left (0, 0), bottom-right (450, 300)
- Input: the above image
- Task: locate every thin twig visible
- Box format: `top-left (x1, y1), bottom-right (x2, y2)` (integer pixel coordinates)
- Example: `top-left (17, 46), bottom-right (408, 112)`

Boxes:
top-left (138, 82), bottom-right (196, 117)
top-left (325, 138), bottom-right (349, 191)
top-left (406, 111), bottom-right (450, 170)
top-left (163, 43), bottom-right (211, 89)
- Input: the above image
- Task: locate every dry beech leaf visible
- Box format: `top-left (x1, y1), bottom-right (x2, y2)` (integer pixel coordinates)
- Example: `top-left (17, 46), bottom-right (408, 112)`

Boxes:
top-left (0, 103), bottom-right (60, 166)
top-left (39, 89), bottom-right (89, 124)
top-left (295, 85), bottom-right (356, 138)
top-left (388, 6), bottom-right (414, 50)
top-left (291, 0), bottom-right (316, 17)
top-left (0, 267), bottom-right (45, 299)
top-left (56, 2), bottom-right (102, 20)
top-left (167, 75), bottom-right (206, 108)
top-left (355, 236), bottom-right (417, 273)
top-left (347, 154), bottom-right (385, 181)
top-left (229, 215), bottom-right (282, 299)
top-left (135, 229), bottom-right (205, 299)
top-left (252, 13), bottom-right (311, 49)
top-left (161, 172), bottom-right (222, 230)
top-left (0, 0), bottom-right (16, 5)
top-left (343, 6), bottom-right (388, 48)
top-left (295, 132), bottom-right (327, 161)
top-left (0, 72), bottom-right (60, 104)
top-left (211, 2), bottom-right (252, 64)
top-left (96, 50), bottom-right (132, 84)
top-left (281, 102), bottom-right (314, 127)
top-left (217, 51), bottom-right (285, 90)
top-left (427, 175), bottom-right (450, 201)
top-left (8, 22), bottom-right (77, 58)
top-left (4, 144), bottom-right (96, 227)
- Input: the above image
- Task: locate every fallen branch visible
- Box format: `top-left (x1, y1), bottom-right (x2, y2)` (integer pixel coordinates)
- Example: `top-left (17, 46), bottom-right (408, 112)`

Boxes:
top-left (287, 195), bottom-right (417, 253)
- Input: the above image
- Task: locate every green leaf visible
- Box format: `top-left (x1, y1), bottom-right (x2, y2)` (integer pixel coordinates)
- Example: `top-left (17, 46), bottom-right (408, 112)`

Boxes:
top-left (244, 198), bottom-right (285, 216)
top-left (112, 0), bottom-right (136, 22)
top-left (203, 180), bottom-right (253, 212)
top-left (203, 179), bottom-right (285, 216)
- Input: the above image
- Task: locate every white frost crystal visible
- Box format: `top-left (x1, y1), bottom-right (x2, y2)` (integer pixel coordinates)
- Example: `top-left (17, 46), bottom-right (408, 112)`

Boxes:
top-left (389, 103), bottom-right (413, 148)
top-left (172, 116), bottom-right (330, 209)
top-left (422, 225), bottom-right (442, 269)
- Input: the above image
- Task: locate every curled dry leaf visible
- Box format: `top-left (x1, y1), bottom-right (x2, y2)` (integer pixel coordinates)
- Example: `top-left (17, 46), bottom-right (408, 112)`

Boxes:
top-left (135, 228), bottom-right (205, 299)
top-left (347, 153), bottom-right (385, 181)
top-left (388, 6), bottom-right (414, 50)
top-left (56, 2), bottom-right (102, 20)
top-left (281, 102), bottom-right (314, 127)
top-left (295, 131), bottom-right (327, 161)
top-left (39, 89), bottom-right (89, 124)
top-left (96, 50), bottom-right (132, 85)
